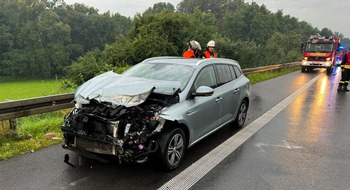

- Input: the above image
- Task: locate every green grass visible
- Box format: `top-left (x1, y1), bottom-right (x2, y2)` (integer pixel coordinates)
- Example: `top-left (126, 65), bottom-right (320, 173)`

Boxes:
top-left (246, 66), bottom-right (300, 84)
top-left (0, 111), bottom-right (67, 160)
top-left (0, 67), bottom-right (300, 160)
top-left (0, 78), bottom-right (68, 102)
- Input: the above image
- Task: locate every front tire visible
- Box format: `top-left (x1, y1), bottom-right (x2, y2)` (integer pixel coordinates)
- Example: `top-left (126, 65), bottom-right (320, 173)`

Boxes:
top-left (233, 100), bottom-right (248, 128)
top-left (157, 128), bottom-right (186, 171)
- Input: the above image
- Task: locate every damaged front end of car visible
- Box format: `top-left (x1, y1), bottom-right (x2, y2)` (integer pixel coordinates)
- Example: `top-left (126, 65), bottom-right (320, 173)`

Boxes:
top-left (62, 99), bottom-right (165, 164)
top-left (61, 71), bottom-right (181, 164)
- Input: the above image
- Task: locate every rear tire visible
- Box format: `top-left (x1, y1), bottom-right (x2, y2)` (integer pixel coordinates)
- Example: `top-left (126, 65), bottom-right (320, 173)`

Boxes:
top-left (157, 128), bottom-right (186, 171)
top-left (233, 100), bottom-right (248, 128)
top-left (301, 67), bottom-right (307, 72)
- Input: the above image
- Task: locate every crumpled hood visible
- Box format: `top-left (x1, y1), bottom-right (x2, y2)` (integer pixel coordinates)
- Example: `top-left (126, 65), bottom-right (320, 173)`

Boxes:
top-left (74, 71), bottom-right (181, 107)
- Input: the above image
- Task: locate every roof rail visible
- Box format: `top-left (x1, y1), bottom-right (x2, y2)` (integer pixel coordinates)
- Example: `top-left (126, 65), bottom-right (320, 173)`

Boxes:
top-left (141, 56), bottom-right (183, 63)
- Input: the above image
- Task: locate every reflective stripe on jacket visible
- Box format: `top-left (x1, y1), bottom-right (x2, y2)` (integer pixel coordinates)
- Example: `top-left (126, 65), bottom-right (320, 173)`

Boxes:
top-left (341, 52), bottom-right (350, 69)
top-left (202, 51), bottom-right (217, 58)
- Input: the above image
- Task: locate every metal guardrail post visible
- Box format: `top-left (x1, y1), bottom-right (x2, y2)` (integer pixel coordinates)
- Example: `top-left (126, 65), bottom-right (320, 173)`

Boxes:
top-left (10, 119), bottom-right (16, 130)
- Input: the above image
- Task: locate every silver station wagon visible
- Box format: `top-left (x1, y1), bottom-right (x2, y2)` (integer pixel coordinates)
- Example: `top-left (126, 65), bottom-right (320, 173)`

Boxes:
top-left (61, 56), bottom-right (251, 171)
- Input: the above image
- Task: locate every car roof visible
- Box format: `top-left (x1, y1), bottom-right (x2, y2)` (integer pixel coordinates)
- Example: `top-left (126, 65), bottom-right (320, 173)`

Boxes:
top-left (141, 56), bottom-right (239, 68)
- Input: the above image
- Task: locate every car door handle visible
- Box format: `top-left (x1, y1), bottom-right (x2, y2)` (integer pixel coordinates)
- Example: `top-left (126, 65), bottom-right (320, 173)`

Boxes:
top-left (186, 109), bottom-right (197, 115)
top-left (216, 97), bottom-right (222, 102)
top-left (233, 89), bottom-right (240, 93)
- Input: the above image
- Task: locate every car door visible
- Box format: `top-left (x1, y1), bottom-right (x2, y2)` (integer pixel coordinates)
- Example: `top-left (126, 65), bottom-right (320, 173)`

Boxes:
top-left (215, 64), bottom-right (240, 125)
top-left (185, 65), bottom-right (221, 142)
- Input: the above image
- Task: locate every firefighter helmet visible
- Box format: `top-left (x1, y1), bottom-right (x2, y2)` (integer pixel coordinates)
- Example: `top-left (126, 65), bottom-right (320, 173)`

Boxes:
top-left (207, 40), bottom-right (215, 47)
top-left (189, 40), bottom-right (201, 50)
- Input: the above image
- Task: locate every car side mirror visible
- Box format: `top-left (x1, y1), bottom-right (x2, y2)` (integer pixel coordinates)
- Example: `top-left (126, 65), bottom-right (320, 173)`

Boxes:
top-left (193, 86), bottom-right (214, 96)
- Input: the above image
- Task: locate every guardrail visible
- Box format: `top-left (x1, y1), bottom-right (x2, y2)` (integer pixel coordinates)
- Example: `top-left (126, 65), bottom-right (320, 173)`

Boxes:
top-left (242, 62), bottom-right (300, 75)
top-left (0, 62), bottom-right (300, 124)
top-left (0, 93), bottom-right (74, 121)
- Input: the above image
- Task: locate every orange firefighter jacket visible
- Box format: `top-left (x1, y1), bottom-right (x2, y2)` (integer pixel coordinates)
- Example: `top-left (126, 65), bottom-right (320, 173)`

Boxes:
top-left (183, 50), bottom-right (196, 58)
top-left (202, 51), bottom-right (217, 58)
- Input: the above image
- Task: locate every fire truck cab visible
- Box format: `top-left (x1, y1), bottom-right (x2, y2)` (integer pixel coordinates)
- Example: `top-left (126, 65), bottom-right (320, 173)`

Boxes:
top-left (301, 34), bottom-right (341, 74)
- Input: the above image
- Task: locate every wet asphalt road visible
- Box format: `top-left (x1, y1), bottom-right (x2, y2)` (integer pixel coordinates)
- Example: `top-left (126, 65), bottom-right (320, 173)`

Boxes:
top-left (1, 68), bottom-right (350, 190)
top-left (192, 67), bottom-right (350, 190)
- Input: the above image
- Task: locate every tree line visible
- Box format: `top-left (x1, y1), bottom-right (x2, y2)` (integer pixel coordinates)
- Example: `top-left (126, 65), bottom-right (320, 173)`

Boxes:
top-left (0, 0), bottom-right (348, 85)
top-left (0, 0), bottom-right (131, 78)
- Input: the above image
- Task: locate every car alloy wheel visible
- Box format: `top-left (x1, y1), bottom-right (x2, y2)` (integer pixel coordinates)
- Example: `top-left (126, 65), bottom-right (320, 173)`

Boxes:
top-left (157, 128), bottom-right (186, 171)
top-left (233, 100), bottom-right (248, 128)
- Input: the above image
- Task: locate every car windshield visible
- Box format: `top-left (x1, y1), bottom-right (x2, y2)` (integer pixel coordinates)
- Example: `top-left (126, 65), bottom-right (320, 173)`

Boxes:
top-left (305, 43), bottom-right (333, 52)
top-left (122, 62), bottom-right (195, 90)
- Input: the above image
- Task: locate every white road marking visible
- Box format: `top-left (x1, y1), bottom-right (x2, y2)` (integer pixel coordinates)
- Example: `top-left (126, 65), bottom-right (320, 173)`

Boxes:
top-left (158, 74), bottom-right (322, 190)
top-left (60, 176), bottom-right (92, 189)
top-left (69, 176), bottom-right (91, 186)
top-left (255, 140), bottom-right (305, 152)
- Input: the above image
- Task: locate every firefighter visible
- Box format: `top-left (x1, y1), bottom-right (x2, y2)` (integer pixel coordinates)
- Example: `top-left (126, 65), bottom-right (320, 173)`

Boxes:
top-left (202, 40), bottom-right (217, 58)
top-left (338, 48), bottom-right (350, 92)
top-left (183, 40), bottom-right (201, 58)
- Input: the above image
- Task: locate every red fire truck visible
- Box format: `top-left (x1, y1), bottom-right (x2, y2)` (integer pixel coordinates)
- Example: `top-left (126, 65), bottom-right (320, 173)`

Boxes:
top-left (301, 34), bottom-right (341, 74)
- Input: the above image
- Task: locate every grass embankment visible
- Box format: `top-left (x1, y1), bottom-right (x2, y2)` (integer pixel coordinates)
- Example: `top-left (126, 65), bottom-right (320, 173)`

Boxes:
top-left (0, 111), bottom-right (68, 159)
top-left (0, 66), bottom-right (300, 160)
top-left (247, 66), bottom-right (300, 84)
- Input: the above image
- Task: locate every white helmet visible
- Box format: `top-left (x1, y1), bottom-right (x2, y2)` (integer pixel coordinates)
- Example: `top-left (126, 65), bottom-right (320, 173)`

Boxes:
top-left (207, 40), bottom-right (215, 47)
top-left (189, 40), bottom-right (201, 50)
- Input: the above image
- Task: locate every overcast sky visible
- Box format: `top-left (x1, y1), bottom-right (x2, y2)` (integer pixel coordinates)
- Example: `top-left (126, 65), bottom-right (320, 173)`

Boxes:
top-left (64, 0), bottom-right (350, 38)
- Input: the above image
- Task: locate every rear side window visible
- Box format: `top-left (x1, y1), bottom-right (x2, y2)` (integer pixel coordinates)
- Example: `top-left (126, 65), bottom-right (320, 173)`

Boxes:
top-left (233, 66), bottom-right (242, 77)
top-left (216, 64), bottom-right (233, 85)
top-left (229, 66), bottom-right (237, 80)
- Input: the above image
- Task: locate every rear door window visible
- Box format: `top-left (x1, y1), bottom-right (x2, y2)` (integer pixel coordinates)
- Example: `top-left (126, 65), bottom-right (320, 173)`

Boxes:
top-left (215, 64), bottom-right (233, 86)
top-left (233, 66), bottom-right (242, 77)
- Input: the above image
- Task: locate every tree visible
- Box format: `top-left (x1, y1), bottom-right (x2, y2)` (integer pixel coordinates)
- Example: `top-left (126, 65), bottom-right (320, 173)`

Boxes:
top-left (248, 4), bottom-right (277, 45)
top-left (214, 36), bottom-right (264, 68)
top-left (0, 0), bottom-right (132, 77)
top-left (118, 12), bottom-right (197, 63)
top-left (222, 2), bottom-right (277, 44)
top-left (66, 8), bottom-right (218, 85)
top-left (144, 2), bottom-right (175, 14)
top-left (65, 48), bottom-right (103, 84)
top-left (177, 0), bottom-right (244, 28)
top-left (126, 9), bottom-right (216, 62)
top-left (264, 32), bottom-right (301, 65)
top-left (319, 28), bottom-right (334, 37)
